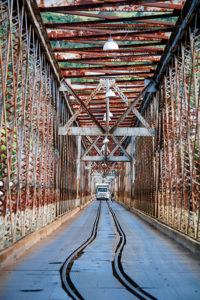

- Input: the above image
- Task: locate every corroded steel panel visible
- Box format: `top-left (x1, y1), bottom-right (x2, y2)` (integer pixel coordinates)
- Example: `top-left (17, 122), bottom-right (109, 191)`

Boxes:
top-left (0, 0), bottom-right (89, 249)
top-left (1, 0), bottom-right (199, 250)
top-left (132, 26), bottom-right (200, 240)
top-left (38, 0), bottom-right (184, 12)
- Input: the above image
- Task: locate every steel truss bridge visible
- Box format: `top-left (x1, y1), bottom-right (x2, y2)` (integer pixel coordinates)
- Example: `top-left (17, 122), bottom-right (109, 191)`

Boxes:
top-left (0, 0), bottom-right (199, 250)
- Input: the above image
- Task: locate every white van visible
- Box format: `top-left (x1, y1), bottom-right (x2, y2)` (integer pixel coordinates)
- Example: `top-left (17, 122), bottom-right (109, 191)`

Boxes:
top-left (96, 186), bottom-right (110, 201)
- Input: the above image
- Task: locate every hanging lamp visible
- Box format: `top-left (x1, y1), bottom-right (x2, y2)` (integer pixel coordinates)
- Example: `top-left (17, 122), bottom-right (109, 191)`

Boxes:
top-left (103, 38), bottom-right (119, 51)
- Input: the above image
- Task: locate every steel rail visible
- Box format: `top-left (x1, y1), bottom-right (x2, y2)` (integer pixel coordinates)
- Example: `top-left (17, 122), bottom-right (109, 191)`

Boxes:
top-left (60, 201), bottom-right (101, 300)
top-left (107, 202), bottom-right (157, 300)
top-left (61, 200), bottom-right (157, 300)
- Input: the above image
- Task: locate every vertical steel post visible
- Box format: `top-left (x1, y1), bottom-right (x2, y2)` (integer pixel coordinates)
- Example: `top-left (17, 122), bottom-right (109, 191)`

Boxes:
top-left (130, 136), bottom-right (134, 207)
top-left (76, 136), bottom-right (81, 206)
top-left (105, 79), bottom-right (110, 159)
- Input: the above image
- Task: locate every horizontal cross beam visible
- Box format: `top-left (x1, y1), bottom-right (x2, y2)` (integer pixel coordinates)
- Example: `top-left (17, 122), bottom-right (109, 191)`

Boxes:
top-left (82, 156), bottom-right (131, 162)
top-left (59, 126), bottom-right (155, 136)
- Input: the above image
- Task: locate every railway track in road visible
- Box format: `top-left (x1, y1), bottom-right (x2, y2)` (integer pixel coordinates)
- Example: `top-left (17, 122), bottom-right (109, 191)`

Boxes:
top-left (60, 201), bottom-right (157, 300)
top-left (60, 201), bottom-right (102, 300)
top-left (107, 202), bottom-right (157, 300)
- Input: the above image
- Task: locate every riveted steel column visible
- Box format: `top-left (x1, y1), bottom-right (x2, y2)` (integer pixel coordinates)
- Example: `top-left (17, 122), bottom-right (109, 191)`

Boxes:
top-left (76, 136), bottom-right (81, 206)
top-left (130, 137), bottom-right (134, 207)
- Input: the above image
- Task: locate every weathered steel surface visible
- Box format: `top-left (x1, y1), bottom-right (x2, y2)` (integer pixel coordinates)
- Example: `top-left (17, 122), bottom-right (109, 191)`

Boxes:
top-left (82, 156), bottom-right (131, 162)
top-left (36, 0), bottom-right (181, 138)
top-left (0, 0), bottom-right (90, 249)
top-left (48, 28), bottom-right (174, 40)
top-left (1, 0), bottom-right (199, 250)
top-left (38, 0), bottom-right (184, 12)
top-left (59, 126), bottom-right (154, 136)
top-left (61, 80), bottom-right (106, 133)
top-left (118, 6), bottom-right (200, 240)
top-left (46, 14), bottom-right (175, 28)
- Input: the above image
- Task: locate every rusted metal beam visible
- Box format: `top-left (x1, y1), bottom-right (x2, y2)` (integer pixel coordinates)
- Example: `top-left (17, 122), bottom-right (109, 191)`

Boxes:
top-left (62, 72), bottom-right (154, 79)
top-left (141, 2), bottom-right (184, 9)
top-left (72, 79), bottom-right (145, 85)
top-left (44, 11), bottom-right (120, 20)
top-left (82, 156), bottom-right (131, 162)
top-left (59, 126), bottom-right (154, 136)
top-left (109, 137), bottom-right (126, 156)
top-left (44, 13), bottom-right (175, 28)
top-left (76, 136), bottom-right (81, 200)
top-left (38, 0), bottom-right (183, 12)
top-left (113, 83), bottom-right (154, 135)
top-left (59, 56), bottom-right (160, 63)
top-left (110, 80), bottom-right (154, 134)
top-left (62, 72), bottom-right (155, 79)
top-left (51, 35), bottom-right (169, 44)
top-left (0, 0), bottom-right (91, 249)
top-left (57, 50), bottom-right (163, 58)
top-left (24, 0), bottom-right (62, 82)
top-left (154, 0), bottom-right (200, 83)
top-left (61, 66), bottom-right (156, 73)
top-left (48, 28), bottom-right (173, 41)
top-left (46, 23), bottom-right (174, 30)
top-left (87, 19), bottom-right (175, 27)
top-left (61, 81), bottom-right (106, 133)
top-left (66, 82), bottom-right (103, 127)
top-left (111, 136), bottom-right (132, 160)
top-left (53, 43), bottom-right (166, 53)
top-left (71, 84), bottom-right (144, 89)
top-left (83, 136), bottom-right (102, 157)
top-left (75, 90), bottom-right (142, 95)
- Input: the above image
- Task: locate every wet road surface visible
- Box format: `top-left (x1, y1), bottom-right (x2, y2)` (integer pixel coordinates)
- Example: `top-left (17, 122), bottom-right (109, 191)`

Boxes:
top-left (0, 200), bottom-right (200, 300)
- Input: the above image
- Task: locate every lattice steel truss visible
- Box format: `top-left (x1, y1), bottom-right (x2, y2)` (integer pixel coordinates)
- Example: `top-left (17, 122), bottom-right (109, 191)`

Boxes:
top-left (0, 0), bottom-right (89, 249)
top-left (134, 25), bottom-right (200, 240)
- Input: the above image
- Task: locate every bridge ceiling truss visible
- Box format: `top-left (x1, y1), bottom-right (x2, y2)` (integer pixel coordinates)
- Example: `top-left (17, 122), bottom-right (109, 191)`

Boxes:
top-left (36, 0), bottom-right (187, 165)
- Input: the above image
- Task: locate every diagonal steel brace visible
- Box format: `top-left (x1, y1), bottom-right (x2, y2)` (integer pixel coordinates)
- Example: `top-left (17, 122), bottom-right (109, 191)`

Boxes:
top-left (112, 83), bottom-right (154, 135)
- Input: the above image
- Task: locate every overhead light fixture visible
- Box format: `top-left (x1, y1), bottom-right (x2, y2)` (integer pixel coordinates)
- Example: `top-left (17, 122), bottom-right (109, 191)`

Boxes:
top-left (103, 137), bottom-right (109, 144)
top-left (103, 115), bottom-right (111, 121)
top-left (103, 111), bottom-right (113, 121)
top-left (101, 144), bottom-right (110, 153)
top-left (103, 38), bottom-right (119, 51)
top-left (106, 89), bottom-right (116, 98)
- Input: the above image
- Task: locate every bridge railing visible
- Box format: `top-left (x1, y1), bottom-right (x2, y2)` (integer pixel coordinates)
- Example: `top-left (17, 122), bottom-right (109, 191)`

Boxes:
top-left (0, 0), bottom-right (89, 250)
top-left (119, 17), bottom-right (200, 241)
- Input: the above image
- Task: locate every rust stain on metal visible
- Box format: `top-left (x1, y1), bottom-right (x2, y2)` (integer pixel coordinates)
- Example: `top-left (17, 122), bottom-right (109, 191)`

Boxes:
top-left (4, 0), bottom-right (199, 255)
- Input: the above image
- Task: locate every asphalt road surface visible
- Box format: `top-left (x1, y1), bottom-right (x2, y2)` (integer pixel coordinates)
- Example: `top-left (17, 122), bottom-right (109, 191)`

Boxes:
top-left (0, 200), bottom-right (200, 300)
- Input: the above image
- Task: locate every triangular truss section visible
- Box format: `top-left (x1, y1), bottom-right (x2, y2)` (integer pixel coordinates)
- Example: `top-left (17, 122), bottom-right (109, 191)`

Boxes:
top-left (59, 80), bottom-right (155, 162)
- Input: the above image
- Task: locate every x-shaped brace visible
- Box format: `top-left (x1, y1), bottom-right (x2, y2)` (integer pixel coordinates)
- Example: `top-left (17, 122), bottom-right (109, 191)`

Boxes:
top-left (112, 83), bottom-right (154, 135)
